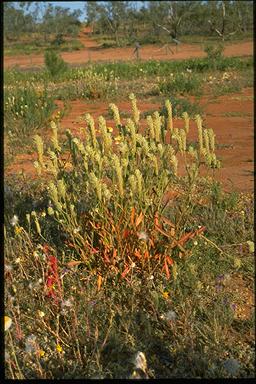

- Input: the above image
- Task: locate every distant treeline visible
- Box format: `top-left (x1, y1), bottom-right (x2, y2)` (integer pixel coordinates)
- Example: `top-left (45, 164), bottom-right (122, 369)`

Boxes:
top-left (4, 1), bottom-right (253, 46)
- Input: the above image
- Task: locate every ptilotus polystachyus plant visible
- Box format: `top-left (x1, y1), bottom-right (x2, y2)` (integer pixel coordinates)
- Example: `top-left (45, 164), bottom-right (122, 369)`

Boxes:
top-left (31, 210), bottom-right (41, 236)
top-left (195, 114), bottom-right (204, 154)
top-left (109, 103), bottom-right (121, 128)
top-left (165, 99), bottom-right (173, 135)
top-left (33, 134), bottom-right (44, 175)
top-left (50, 120), bottom-right (61, 152)
top-left (85, 113), bottom-right (97, 150)
top-left (146, 115), bottom-right (155, 140)
top-left (206, 128), bottom-right (217, 158)
top-left (129, 93), bottom-right (140, 125)
top-left (98, 116), bottom-right (112, 154)
top-left (126, 118), bottom-right (137, 155)
top-left (32, 93), bottom-right (220, 232)
top-left (182, 111), bottom-right (190, 134)
top-left (112, 154), bottom-right (124, 198)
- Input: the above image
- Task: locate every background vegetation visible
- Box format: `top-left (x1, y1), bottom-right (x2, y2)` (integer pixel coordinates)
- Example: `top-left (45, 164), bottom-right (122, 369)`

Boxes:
top-left (4, 1), bottom-right (254, 54)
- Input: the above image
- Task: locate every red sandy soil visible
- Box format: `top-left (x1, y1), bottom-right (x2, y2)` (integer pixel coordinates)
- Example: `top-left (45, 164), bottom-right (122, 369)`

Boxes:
top-left (4, 26), bottom-right (253, 70)
top-left (5, 88), bottom-right (254, 194)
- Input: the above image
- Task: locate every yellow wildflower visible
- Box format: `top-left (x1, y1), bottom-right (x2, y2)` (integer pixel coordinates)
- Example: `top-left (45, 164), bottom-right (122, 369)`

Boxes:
top-left (14, 225), bottom-right (23, 235)
top-left (56, 343), bottom-right (63, 353)
top-left (38, 310), bottom-right (45, 318)
top-left (162, 291), bottom-right (169, 299)
top-left (38, 350), bottom-right (45, 357)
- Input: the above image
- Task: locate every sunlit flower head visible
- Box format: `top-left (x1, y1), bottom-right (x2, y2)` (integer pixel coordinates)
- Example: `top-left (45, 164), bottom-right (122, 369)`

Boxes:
top-left (38, 349), bottom-right (45, 357)
top-left (4, 316), bottom-right (12, 331)
top-left (38, 310), bottom-right (45, 318)
top-left (10, 215), bottom-right (19, 226)
top-left (137, 231), bottom-right (148, 241)
top-left (134, 351), bottom-right (147, 372)
top-left (56, 343), bottom-right (63, 353)
top-left (162, 291), bottom-right (169, 299)
top-left (160, 310), bottom-right (177, 321)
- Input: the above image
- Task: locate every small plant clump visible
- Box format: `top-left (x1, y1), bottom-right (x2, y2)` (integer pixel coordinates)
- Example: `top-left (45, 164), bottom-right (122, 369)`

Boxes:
top-left (44, 50), bottom-right (68, 78)
top-left (30, 94), bottom-right (220, 282)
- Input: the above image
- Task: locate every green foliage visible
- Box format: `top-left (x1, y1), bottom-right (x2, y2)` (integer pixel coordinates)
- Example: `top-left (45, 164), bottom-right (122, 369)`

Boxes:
top-left (52, 68), bottom-right (118, 100)
top-left (51, 33), bottom-right (65, 47)
top-left (4, 56), bottom-right (253, 86)
top-left (4, 84), bottom-right (55, 139)
top-left (204, 43), bottom-right (224, 61)
top-left (158, 72), bottom-right (202, 96)
top-left (160, 96), bottom-right (202, 118)
top-left (44, 50), bottom-right (68, 78)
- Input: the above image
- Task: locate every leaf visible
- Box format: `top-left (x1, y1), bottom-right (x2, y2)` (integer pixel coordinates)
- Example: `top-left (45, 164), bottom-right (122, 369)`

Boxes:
top-left (112, 248), bottom-right (117, 261)
top-left (123, 229), bottom-right (130, 238)
top-left (154, 212), bottom-right (159, 227)
top-left (66, 260), bottom-right (82, 268)
top-left (166, 256), bottom-right (174, 266)
top-left (149, 238), bottom-right (155, 248)
top-left (170, 227), bottom-right (175, 237)
top-left (247, 240), bottom-right (254, 253)
top-left (134, 249), bottom-right (142, 259)
top-left (97, 275), bottom-right (103, 291)
top-left (135, 211), bottom-right (144, 227)
top-left (155, 225), bottom-right (171, 238)
top-left (163, 260), bottom-right (170, 279)
top-left (143, 250), bottom-right (149, 259)
top-left (130, 207), bottom-right (135, 225)
top-left (177, 226), bottom-right (206, 246)
top-left (161, 216), bottom-right (176, 228)
top-left (103, 250), bottom-right (110, 263)
top-left (121, 265), bottom-right (130, 278)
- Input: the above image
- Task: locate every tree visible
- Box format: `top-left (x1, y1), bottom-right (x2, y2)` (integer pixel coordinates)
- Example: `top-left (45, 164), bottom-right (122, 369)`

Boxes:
top-left (41, 4), bottom-right (82, 42)
top-left (4, 2), bottom-right (35, 41)
top-left (85, 1), bottom-right (131, 45)
top-left (206, 1), bottom-right (252, 41)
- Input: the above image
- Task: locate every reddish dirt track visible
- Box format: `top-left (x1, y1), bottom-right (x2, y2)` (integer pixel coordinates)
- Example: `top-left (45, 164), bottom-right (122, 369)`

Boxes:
top-left (5, 88), bottom-right (254, 194)
top-left (4, 27), bottom-right (253, 69)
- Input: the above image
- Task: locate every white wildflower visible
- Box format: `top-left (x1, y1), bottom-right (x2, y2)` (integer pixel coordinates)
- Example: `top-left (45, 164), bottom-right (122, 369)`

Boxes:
top-left (10, 215), bottom-right (19, 226)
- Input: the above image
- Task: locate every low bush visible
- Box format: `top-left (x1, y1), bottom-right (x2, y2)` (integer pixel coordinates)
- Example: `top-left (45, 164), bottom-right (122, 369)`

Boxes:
top-left (204, 43), bottom-right (224, 61)
top-left (4, 84), bottom-right (55, 139)
top-left (158, 72), bottom-right (202, 96)
top-left (44, 50), bottom-right (68, 78)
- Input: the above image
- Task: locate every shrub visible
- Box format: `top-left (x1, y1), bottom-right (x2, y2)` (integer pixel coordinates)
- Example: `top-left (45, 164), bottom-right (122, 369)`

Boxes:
top-left (160, 96), bottom-right (202, 117)
top-left (4, 84), bottom-right (55, 139)
top-left (158, 72), bottom-right (202, 96)
top-left (52, 68), bottom-right (118, 100)
top-left (31, 94), bottom-right (220, 281)
top-left (204, 43), bottom-right (224, 61)
top-left (44, 50), bottom-right (68, 78)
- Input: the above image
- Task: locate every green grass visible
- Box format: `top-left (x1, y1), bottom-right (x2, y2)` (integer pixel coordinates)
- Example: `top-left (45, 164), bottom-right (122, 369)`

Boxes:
top-left (4, 84), bottom-right (56, 141)
top-left (4, 39), bottom-right (84, 56)
top-left (4, 56), bottom-right (253, 85)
